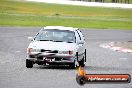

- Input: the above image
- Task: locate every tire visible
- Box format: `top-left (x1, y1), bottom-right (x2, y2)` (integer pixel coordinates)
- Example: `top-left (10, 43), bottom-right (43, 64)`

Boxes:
top-left (26, 59), bottom-right (33, 68)
top-left (79, 58), bottom-right (85, 67)
top-left (69, 60), bottom-right (78, 69)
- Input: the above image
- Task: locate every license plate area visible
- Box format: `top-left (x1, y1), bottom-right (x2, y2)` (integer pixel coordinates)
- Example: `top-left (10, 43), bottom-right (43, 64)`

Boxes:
top-left (43, 57), bottom-right (62, 61)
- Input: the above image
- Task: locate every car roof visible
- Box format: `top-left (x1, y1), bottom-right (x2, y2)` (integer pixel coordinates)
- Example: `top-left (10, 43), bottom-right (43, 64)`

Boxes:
top-left (42, 26), bottom-right (78, 31)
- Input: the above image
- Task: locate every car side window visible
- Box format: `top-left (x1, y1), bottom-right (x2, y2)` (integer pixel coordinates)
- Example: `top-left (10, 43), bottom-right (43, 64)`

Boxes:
top-left (75, 30), bottom-right (82, 44)
top-left (78, 30), bottom-right (84, 41)
top-left (76, 30), bottom-right (81, 40)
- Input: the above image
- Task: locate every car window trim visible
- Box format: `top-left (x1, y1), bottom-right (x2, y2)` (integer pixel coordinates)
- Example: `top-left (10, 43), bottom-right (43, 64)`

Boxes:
top-left (76, 30), bottom-right (81, 40)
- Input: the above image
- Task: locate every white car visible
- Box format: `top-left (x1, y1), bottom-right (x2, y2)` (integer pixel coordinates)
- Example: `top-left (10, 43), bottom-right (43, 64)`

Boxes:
top-left (26, 26), bottom-right (86, 69)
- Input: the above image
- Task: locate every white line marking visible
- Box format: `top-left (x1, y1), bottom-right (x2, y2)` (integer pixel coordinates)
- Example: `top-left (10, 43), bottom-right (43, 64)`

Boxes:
top-left (99, 42), bottom-right (132, 54)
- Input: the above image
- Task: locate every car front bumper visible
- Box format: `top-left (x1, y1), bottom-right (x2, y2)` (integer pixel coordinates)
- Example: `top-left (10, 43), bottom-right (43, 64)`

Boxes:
top-left (26, 53), bottom-right (76, 65)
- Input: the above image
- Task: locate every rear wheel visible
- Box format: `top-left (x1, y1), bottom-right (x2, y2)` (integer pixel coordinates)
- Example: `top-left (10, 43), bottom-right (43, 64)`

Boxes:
top-left (26, 59), bottom-right (33, 68)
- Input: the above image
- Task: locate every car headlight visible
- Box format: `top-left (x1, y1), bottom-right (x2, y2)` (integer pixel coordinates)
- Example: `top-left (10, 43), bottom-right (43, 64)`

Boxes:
top-left (27, 48), bottom-right (32, 54)
top-left (27, 48), bottom-right (41, 54)
top-left (59, 50), bottom-right (73, 55)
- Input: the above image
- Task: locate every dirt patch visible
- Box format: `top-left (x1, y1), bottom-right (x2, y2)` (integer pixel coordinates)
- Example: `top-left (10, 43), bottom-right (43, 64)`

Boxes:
top-left (114, 41), bottom-right (132, 50)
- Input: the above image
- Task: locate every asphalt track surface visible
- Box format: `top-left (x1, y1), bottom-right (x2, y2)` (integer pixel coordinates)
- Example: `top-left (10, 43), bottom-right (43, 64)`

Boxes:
top-left (0, 27), bottom-right (132, 88)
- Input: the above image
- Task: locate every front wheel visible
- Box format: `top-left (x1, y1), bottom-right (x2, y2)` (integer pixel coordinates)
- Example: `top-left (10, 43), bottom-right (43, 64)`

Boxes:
top-left (69, 60), bottom-right (78, 69)
top-left (26, 59), bottom-right (33, 68)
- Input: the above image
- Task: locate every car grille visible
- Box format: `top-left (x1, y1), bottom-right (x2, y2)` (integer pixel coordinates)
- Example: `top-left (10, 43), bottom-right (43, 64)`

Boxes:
top-left (55, 57), bottom-right (62, 61)
top-left (41, 49), bottom-right (58, 53)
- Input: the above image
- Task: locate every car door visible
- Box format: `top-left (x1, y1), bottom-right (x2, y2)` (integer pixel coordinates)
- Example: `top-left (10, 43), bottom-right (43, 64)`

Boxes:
top-left (75, 29), bottom-right (85, 61)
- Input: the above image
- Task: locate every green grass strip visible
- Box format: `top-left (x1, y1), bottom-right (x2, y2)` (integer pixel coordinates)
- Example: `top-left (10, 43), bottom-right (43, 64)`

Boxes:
top-left (0, 0), bottom-right (132, 29)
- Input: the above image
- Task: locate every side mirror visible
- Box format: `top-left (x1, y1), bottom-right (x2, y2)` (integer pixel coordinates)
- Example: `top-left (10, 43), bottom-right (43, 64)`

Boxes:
top-left (28, 37), bottom-right (33, 41)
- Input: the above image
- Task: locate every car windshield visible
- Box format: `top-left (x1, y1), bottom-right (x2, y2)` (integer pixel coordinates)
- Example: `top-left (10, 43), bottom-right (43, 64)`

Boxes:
top-left (34, 29), bottom-right (75, 43)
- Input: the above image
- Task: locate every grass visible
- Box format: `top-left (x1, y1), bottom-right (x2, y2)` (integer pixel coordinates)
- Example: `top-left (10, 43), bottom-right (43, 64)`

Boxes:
top-left (0, 0), bottom-right (132, 29)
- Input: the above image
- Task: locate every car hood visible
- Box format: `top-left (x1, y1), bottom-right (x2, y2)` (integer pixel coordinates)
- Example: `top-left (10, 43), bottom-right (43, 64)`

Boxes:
top-left (28, 41), bottom-right (77, 51)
